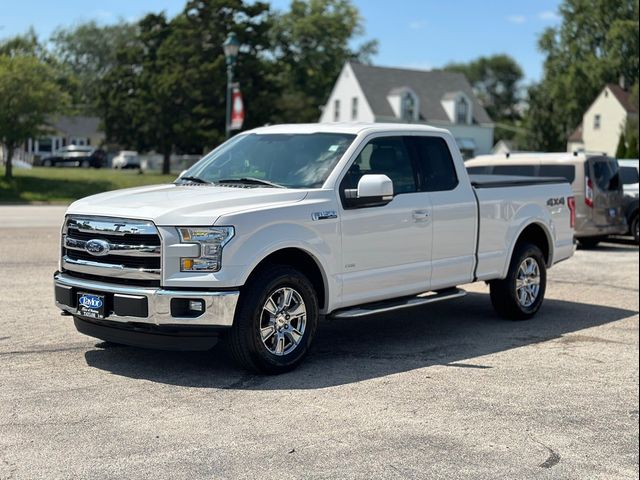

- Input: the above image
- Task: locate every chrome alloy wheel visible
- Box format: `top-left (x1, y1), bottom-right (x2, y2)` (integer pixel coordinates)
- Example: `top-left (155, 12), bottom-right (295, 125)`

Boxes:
top-left (515, 257), bottom-right (541, 308)
top-left (260, 287), bottom-right (307, 356)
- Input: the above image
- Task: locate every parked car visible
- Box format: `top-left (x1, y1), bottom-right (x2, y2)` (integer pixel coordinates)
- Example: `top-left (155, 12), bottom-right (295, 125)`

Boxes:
top-left (618, 159), bottom-right (639, 243)
top-left (466, 152), bottom-right (627, 248)
top-left (112, 150), bottom-right (140, 169)
top-left (41, 145), bottom-right (106, 168)
top-left (54, 123), bottom-right (574, 374)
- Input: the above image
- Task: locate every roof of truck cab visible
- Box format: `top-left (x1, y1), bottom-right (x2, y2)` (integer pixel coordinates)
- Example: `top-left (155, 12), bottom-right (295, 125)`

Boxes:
top-left (246, 122), bottom-right (449, 136)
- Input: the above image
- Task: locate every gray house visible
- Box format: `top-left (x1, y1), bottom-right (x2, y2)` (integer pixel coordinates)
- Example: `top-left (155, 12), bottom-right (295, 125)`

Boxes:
top-left (320, 62), bottom-right (494, 158)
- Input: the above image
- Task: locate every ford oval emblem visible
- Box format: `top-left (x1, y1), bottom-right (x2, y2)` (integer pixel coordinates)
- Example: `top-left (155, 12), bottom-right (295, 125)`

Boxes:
top-left (85, 239), bottom-right (110, 256)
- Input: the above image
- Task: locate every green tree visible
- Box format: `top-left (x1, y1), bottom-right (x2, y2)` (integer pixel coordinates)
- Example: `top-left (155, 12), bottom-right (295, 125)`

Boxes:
top-left (51, 21), bottom-right (138, 112)
top-left (523, 0), bottom-right (639, 150)
top-left (0, 55), bottom-right (70, 179)
top-left (271, 0), bottom-right (378, 122)
top-left (444, 54), bottom-right (524, 122)
top-left (625, 82), bottom-right (639, 157)
top-left (616, 132), bottom-right (627, 158)
top-left (626, 135), bottom-right (638, 158)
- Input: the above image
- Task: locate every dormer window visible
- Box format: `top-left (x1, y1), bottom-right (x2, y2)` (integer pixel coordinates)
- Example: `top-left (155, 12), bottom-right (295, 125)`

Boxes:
top-left (387, 87), bottom-right (419, 122)
top-left (402, 92), bottom-right (417, 122)
top-left (456, 97), bottom-right (468, 124)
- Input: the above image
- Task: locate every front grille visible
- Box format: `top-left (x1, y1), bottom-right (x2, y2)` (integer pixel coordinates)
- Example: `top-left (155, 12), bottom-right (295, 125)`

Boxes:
top-left (62, 216), bottom-right (162, 286)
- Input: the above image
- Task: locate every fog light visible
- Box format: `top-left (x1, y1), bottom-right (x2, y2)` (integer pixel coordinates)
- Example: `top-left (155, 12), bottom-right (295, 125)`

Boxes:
top-left (189, 300), bottom-right (204, 312)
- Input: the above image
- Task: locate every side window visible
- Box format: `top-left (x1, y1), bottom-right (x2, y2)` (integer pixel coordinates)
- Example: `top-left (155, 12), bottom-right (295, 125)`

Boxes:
top-left (411, 136), bottom-right (459, 192)
top-left (493, 165), bottom-right (537, 176)
top-left (340, 136), bottom-right (417, 196)
top-left (466, 166), bottom-right (492, 175)
top-left (539, 165), bottom-right (576, 183)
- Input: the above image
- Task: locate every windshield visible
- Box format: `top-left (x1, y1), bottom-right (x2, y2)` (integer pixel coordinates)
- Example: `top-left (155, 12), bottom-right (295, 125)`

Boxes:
top-left (589, 157), bottom-right (620, 191)
top-left (182, 133), bottom-right (355, 188)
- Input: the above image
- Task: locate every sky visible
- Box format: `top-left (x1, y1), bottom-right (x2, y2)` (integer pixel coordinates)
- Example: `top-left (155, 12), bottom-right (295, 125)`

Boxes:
top-left (0, 0), bottom-right (562, 83)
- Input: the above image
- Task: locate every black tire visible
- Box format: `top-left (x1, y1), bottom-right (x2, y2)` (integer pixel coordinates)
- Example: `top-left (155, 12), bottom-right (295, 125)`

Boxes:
top-left (80, 159), bottom-right (91, 168)
top-left (631, 214), bottom-right (639, 244)
top-left (42, 159), bottom-right (53, 167)
top-left (577, 236), bottom-right (603, 249)
top-left (489, 242), bottom-right (547, 320)
top-left (227, 265), bottom-right (318, 374)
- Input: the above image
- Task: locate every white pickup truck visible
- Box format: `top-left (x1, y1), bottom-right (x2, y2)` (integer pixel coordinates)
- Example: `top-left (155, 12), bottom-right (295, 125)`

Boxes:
top-left (54, 123), bottom-right (575, 373)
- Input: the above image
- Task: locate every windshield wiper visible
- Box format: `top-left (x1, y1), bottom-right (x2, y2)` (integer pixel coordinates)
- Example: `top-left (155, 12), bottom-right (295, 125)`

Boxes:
top-left (216, 177), bottom-right (285, 188)
top-left (176, 175), bottom-right (211, 184)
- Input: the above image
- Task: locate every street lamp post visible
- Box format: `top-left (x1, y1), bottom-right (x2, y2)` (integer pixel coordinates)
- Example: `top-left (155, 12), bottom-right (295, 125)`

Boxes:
top-left (223, 32), bottom-right (240, 140)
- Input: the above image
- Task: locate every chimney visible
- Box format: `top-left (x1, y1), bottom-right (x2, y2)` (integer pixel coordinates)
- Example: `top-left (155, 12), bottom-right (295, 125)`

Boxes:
top-left (619, 74), bottom-right (627, 90)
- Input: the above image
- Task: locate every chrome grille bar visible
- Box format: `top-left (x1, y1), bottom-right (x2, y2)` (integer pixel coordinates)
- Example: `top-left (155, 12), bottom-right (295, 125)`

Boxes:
top-left (62, 256), bottom-right (160, 280)
top-left (63, 235), bottom-right (161, 257)
top-left (66, 217), bottom-right (158, 236)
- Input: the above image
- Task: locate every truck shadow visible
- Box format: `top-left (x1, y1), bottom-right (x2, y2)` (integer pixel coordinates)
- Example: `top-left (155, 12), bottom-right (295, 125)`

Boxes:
top-left (83, 292), bottom-right (637, 390)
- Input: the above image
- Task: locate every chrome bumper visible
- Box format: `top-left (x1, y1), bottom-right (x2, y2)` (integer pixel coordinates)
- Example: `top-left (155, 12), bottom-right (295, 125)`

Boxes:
top-left (54, 272), bottom-right (239, 327)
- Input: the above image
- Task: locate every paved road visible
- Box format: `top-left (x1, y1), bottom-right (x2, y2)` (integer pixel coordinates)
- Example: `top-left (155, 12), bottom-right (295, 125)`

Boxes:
top-left (0, 206), bottom-right (638, 479)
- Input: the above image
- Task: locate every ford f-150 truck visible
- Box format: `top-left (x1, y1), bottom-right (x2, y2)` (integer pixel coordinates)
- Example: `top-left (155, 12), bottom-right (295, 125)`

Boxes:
top-left (54, 123), bottom-right (575, 373)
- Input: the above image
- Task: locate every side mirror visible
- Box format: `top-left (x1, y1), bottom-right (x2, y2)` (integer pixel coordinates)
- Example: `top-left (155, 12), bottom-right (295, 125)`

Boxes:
top-left (344, 174), bottom-right (394, 208)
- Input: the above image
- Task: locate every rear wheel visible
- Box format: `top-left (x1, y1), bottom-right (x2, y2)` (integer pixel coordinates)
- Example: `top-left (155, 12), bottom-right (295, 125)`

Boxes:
top-left (577, 236), bottom-right (603, 249)
top-left (228, 265), bottom-right (318, 374)
top-left (42, 159), bottom-right (53, 167)
top-left (490, 243), bottom-right (547, 320)
top-left (80, 159), bottom-right (91, 168)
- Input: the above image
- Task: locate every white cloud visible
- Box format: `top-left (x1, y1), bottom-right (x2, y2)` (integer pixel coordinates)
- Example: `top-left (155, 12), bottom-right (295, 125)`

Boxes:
top-left (409, 20), bottom-right (427, 30)
top-left (400, 61), bottom-right (433, 71)
top-left (506, 14), bottom-right (526, 24)
top-left (538, 10), bottom-right (561, 22)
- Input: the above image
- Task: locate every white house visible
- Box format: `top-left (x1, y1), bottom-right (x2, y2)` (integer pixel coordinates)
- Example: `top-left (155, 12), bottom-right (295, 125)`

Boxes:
top-left (320, 62), bottom-right (494, 158)
top-left (567, 82), bottom-right (638, 155)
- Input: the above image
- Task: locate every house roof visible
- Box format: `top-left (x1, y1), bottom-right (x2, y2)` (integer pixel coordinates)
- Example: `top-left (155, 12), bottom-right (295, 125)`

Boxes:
top-left (349, 62), bottom-right (493, 125)
top-left (568, 124), bottom-right (583, 142)
top-left (49, 116), bottom-right (102, 137)
top-left (607, 83), bottom-right (637, 113)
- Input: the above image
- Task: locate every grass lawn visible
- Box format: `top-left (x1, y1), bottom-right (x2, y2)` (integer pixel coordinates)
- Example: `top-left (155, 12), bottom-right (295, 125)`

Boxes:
top-left (0, 167), bottom-right (177, 204)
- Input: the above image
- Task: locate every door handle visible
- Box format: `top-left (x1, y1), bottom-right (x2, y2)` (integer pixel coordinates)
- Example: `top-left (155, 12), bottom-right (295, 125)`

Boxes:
top-left (412, 210), bottom-right (431, 221)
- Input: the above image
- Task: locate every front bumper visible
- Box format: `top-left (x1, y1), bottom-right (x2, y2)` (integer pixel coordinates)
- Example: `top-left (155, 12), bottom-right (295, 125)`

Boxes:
top-left (54, 271), bottom-right (240, 328)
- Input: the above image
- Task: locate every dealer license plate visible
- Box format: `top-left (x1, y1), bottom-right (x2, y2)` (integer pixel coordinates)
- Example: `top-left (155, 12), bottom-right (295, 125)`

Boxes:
top-left (77, 293), bottom-right (105, 319)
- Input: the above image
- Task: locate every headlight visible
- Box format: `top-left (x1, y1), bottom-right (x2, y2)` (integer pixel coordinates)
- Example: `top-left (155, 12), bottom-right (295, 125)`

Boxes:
top-left (177, 226), bottom-right (234, 272)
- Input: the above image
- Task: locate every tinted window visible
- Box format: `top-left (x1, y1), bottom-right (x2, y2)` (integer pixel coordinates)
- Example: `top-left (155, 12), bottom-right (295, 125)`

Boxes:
top-left (539, 165), bottom-right (576, 183)
top-left (411, 136), bottom-right (458, 191)
top-left (341, 136), bottom-right (417, 194)
top-left (466, 166), bottom-right (492, 174)
top-left (620, 166), bottom-right (639, 185)
top-left (590, 158), bottom-right (620, 191)
top-left (493, 165), bottom-right (537, 176)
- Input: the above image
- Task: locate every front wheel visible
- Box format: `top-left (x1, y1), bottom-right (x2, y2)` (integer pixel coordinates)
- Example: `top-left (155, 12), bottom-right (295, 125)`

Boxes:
top-left (227, 265), bottom-right (318, 374)
top-left (489, 243), bottom-right (547, 320)
top-left (631, 214), bottom-right (639, 244)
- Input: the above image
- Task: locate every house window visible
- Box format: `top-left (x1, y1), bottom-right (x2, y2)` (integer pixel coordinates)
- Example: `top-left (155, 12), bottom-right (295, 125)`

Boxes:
top-left (351, 97), bottom-right (358, 120)
top-left (594, 114), bottom-right (601, 130)
top-left (456, 97), bottom-right (468, 124)
top-left (402, 93), bottom-right (416, 122)
top-left (334, 99), bottom-right (340, 122)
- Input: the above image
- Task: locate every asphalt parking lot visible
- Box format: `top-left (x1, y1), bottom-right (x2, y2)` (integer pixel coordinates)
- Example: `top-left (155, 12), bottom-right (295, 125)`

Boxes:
top-left (0, 206), bottom-right (638, 480)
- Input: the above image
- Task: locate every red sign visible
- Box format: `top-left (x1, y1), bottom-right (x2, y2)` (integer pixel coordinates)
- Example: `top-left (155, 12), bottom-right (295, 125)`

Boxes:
top-left (230, 85), bottom-right (244, 130)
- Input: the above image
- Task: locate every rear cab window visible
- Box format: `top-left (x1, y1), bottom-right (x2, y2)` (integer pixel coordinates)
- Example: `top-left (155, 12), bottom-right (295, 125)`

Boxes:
top-left (539, 165), bottom-right (576, 183)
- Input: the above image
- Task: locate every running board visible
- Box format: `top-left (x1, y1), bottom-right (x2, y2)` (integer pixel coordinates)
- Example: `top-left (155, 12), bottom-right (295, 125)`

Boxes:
top-left (329, 288), bottom-right (466, 319)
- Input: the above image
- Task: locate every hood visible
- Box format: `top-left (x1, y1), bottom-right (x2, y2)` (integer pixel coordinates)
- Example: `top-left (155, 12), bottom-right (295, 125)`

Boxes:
top-left (66, 183), bottom-right (309, 225)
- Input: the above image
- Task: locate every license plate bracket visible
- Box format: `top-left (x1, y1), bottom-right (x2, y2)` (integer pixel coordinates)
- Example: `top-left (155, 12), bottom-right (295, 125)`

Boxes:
top-left (77, 292), bottom-right (106, 319)
top-left (609, 208), bottom-right (617, 218)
